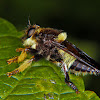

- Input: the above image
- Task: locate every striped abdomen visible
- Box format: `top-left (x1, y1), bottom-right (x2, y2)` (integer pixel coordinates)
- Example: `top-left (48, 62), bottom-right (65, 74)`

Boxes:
top-left (70, 60), bottom-right (100, 76)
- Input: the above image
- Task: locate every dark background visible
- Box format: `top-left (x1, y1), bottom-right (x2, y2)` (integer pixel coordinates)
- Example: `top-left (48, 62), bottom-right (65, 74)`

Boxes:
top-left (0, 0), bottom-right (100, 97)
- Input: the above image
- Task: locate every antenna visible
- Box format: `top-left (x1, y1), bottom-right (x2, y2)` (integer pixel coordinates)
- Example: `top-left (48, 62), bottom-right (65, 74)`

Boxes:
top-left (27, 15), bottom-right (31, 26)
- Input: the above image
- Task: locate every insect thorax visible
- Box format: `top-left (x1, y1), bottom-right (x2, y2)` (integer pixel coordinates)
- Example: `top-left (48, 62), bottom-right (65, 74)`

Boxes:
top-left (23, 28), bottom-right (75, 69)
top-left (36, 33), bottom-right (62, 62)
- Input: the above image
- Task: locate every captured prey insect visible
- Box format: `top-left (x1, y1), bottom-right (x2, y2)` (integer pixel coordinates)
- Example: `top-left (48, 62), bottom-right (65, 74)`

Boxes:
top-left (6, 23), bottom-right (100, 93)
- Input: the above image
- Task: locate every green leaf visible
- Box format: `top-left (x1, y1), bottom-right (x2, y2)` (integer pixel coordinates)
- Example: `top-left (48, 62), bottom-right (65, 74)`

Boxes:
top-left (0, 18), bottom-right (99, 100)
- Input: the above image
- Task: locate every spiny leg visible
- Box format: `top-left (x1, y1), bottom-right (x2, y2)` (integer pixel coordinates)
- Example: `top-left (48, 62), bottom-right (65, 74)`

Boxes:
top-left (7, 47), bottom-right (38, 65)
top-left (7, 58), bottom-right (33, 77)
top-left (7, 56), bottom-right (18, 65)
top-left (65, 72), bottom-right (79, 94)
top-left (7, 48), bottom-right (28, 64)
top-left (63, 63), bottom-right (79, 94)
top-left (7, 54), bottom-right (43, 77)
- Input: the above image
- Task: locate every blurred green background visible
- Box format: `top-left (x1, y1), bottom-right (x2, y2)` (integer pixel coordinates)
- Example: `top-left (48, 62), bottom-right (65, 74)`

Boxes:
top-left (0, 0), bottom-right (100, 97)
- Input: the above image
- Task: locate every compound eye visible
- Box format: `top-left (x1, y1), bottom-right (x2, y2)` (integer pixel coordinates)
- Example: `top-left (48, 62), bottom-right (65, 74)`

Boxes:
top-left (27, 28), bottom-right (35, 38)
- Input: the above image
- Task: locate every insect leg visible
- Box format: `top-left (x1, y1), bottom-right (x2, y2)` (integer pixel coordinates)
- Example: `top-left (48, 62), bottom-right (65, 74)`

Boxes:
top-left (7, 48), bottom-right (27, 64)
top-left (63, 63), bottom-right (79, 94)
top-left (7, 54), bottom-right (43, 77)
top-left (7, 59), bottom-right (33, 77)
top-left (7, 47), bottom-right (37, 65)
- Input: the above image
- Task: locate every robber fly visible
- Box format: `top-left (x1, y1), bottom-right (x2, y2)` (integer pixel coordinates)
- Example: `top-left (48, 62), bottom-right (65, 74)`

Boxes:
top-left (6, 22), bottom-right (100, 93)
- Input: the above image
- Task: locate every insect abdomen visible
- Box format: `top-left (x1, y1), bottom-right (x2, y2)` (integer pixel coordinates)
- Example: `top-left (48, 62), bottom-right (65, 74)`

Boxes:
top-left (70, 60), bottom-right (100, 75)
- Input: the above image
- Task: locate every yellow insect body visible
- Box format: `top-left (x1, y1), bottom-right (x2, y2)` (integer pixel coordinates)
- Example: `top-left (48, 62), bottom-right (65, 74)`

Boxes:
top-left (55, 32), bottom-right (67, 42)
top-left (58, 49), bottom-right (76, 70)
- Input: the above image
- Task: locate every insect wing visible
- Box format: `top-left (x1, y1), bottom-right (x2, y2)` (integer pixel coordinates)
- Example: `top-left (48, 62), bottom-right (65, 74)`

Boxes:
top-left (51, 40), bottom-right (100, 70)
